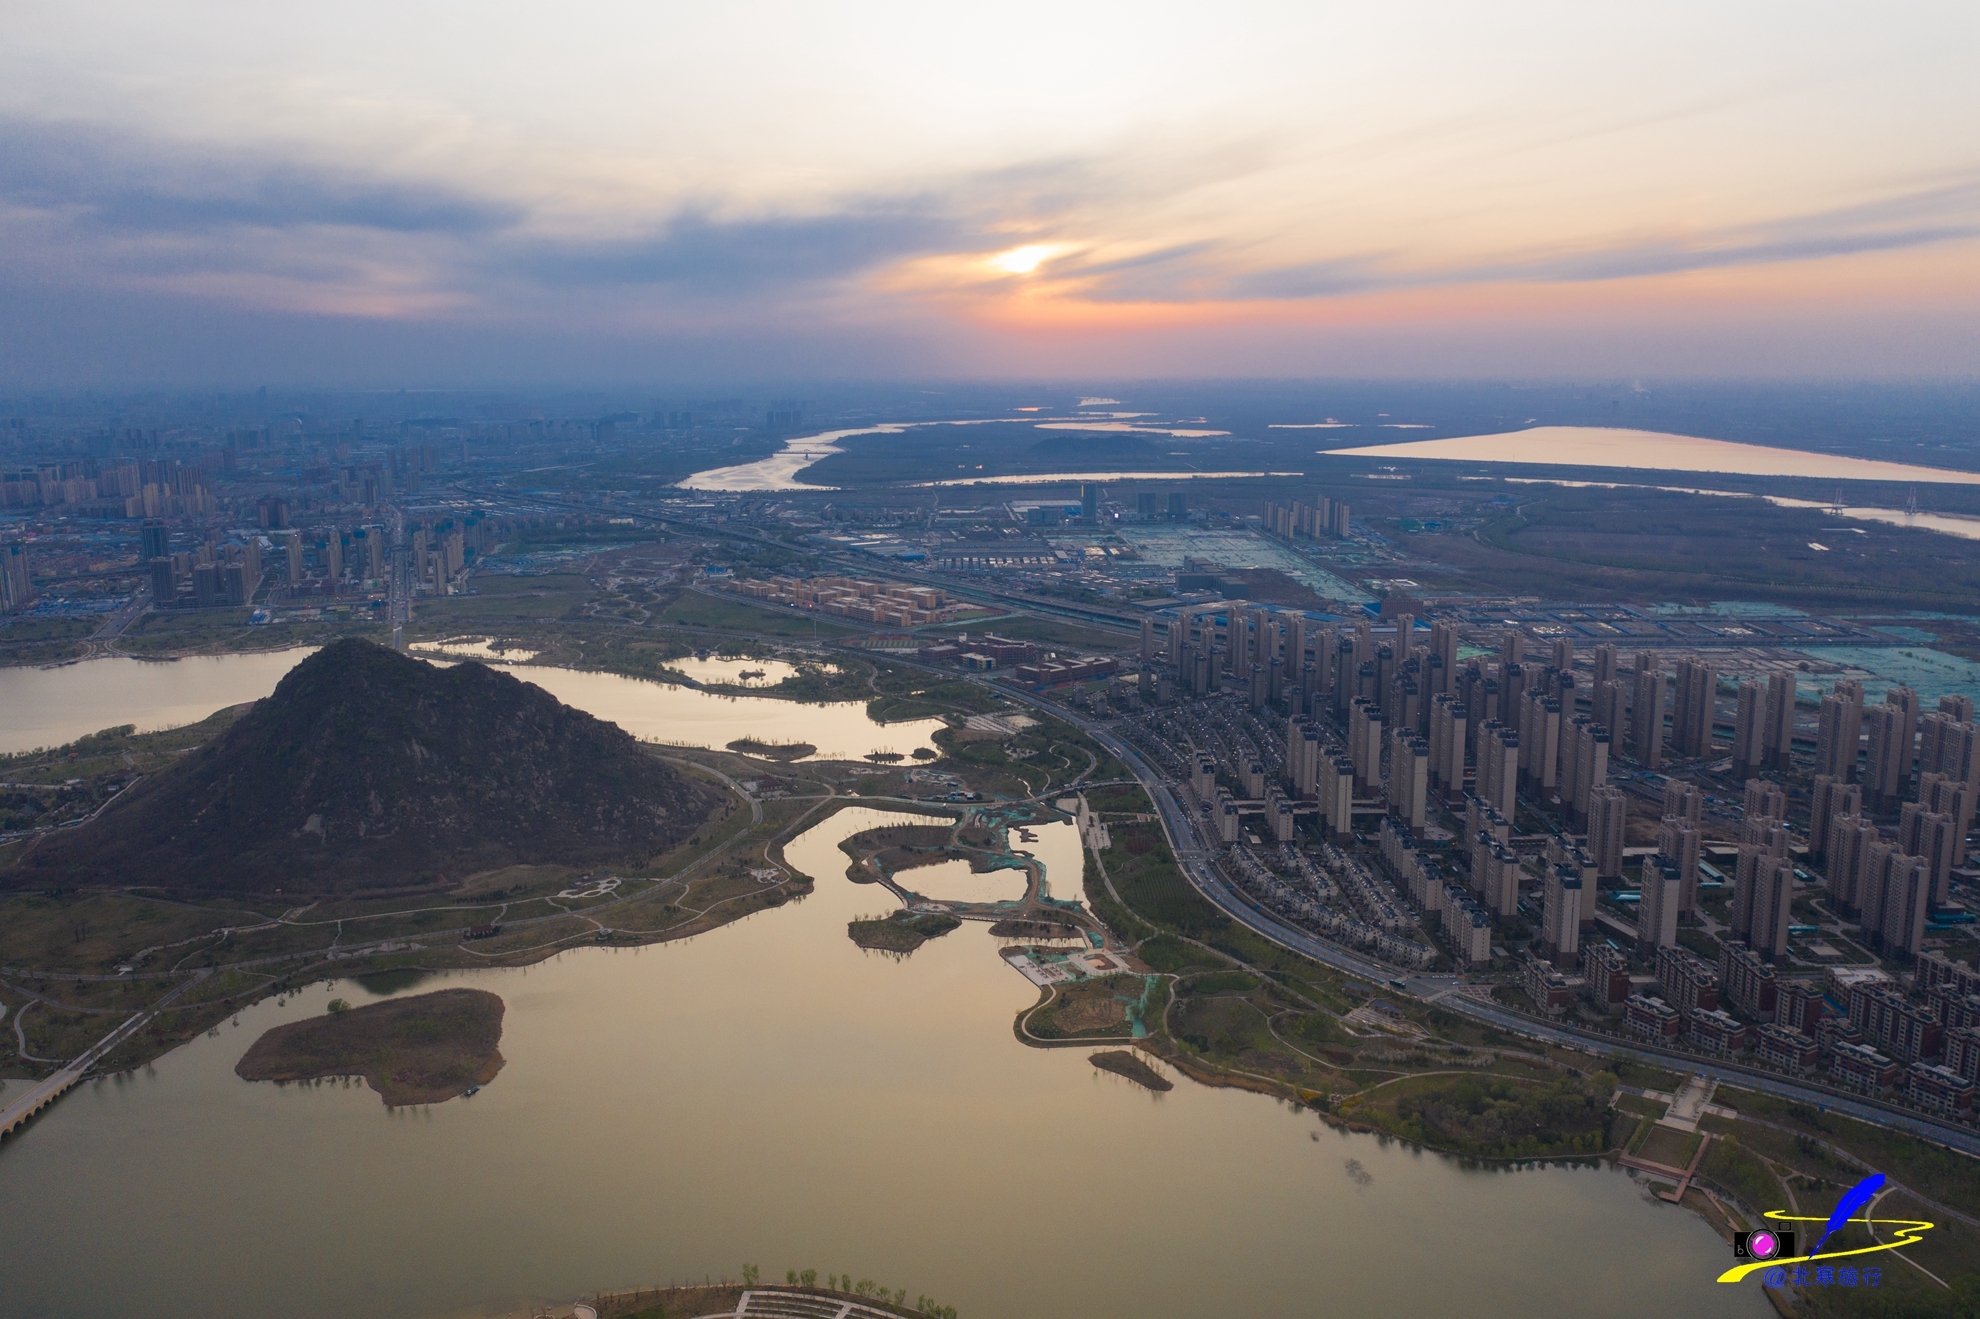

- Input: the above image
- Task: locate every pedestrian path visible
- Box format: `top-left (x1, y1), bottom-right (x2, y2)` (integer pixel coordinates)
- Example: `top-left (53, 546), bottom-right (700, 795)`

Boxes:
top-left (691, 1289), bottom-right (914, 1319)
top-left (0, 971), bottom-right (204, 1145)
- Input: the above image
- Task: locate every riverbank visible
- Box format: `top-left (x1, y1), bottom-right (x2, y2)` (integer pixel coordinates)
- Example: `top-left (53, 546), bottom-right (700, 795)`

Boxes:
top-left (0, 790), bottom-right (1771, 1319)
top-left (1062, 787), bottom-right (1980, 1313)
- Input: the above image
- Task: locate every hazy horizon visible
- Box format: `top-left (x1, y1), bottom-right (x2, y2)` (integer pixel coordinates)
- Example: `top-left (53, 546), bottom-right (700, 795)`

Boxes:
top-left (5, 1), bottom-right (1977, 387)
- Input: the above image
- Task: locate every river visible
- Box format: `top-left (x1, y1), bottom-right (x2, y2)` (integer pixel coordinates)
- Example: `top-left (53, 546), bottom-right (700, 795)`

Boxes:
top-left (0, 802), bottom-right (1763, 1319)
top-left (0, 652), bottom-right (941, 761)
top-left (675, 417), bottom-right (1300, 492)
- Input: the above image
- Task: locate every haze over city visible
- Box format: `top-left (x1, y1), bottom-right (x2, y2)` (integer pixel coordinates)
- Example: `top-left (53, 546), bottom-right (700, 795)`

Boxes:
top-left (5, 6), bottom-right (1980, 1319)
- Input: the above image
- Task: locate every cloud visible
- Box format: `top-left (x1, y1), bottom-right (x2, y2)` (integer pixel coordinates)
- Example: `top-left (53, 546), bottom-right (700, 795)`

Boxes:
top-left (513, 207), bottom-right (965, 291)
top-left (2, 107), bottom-right (1975, 350)
top-left (0, 118), bottom-right (519, 237)
top-left (1211, 170), bottom-right (1980, 300)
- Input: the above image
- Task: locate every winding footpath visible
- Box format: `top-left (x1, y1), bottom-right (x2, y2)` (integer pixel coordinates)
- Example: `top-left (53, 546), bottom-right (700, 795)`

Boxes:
top-left (0, 970), bottom-right (207, 1142)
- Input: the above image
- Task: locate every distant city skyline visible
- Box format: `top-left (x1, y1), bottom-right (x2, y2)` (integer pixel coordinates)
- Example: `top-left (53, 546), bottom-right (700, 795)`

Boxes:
top-left (3, 1), bottom-right (1977, 384)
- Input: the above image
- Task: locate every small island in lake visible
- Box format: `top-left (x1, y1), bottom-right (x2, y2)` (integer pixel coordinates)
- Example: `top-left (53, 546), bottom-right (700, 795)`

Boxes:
top-left (1090, 1049), bottom-right (1172, 1092)
top-left (726, 737), bottom-right (816, 761)
top-left (235, 988), bottom-right (505, 1107)
top-left (847, 911), bottom-right (962, 953)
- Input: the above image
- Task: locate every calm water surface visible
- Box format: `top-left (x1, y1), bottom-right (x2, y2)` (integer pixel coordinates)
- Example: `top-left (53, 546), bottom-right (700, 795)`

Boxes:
top-left (0, 805), bottom-right (1764, 1319)
top-left (1333, 425), bottom-right (1980, 486)
top-left (0, 652), bottom-right (939, 761)
top-left (1500, 477), bottom-right (1980, 542)
top-left (679, 418), bottom-right (1285, 492)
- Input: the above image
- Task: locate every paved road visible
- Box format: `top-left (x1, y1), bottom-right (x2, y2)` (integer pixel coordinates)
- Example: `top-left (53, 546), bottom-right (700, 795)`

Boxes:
top-left (844, 650), bottom-right (1980, 1154)
top-left (0, 971), bottom-right (206, 1143)
top-left (84, 590), bottom-right (151, 656)
top-left (1433, 990), bottom-right (1980, 1153)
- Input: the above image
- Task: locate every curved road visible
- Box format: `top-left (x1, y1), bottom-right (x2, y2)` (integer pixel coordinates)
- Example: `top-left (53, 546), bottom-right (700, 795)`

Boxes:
top-left (851, 649), bottom-right (1980, 1157)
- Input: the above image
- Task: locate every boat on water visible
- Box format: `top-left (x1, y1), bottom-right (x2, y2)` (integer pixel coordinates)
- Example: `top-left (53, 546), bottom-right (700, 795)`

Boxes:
top-left (463, 1085), bottom-right (481, 1098)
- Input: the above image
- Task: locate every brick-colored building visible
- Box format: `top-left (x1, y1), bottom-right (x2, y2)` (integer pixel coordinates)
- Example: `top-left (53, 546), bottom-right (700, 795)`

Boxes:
top-left (1721, 942), bottom-right (1779, 1016)
top-left (1902, 1062), bottom-right (1975, 1116)
top-left (1687, 1007), bottom-right (1748, 1057)
top-left (1625, 993), bottom-right (1683, 1042)
top-left (1754, 1023), bottom-right (1820, 1074)
top-left (1656, 946), bottom-right (1720, 1014)
top-left (1847, 984), bottom-right (1943, 1065)
top-left (1830, 1042), bottom-right (1899, 1094)
top-left (1581, 943), bottom-right (1632, 1012)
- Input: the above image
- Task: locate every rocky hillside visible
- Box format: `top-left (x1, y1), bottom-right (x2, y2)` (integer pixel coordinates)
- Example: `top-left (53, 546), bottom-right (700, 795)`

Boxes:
top-left (15, 639), bottom-right (723, 894)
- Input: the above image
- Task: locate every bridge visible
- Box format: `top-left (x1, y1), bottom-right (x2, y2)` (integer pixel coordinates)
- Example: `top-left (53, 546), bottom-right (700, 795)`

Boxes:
top-left (0, 971), bottom-right (205, 1145)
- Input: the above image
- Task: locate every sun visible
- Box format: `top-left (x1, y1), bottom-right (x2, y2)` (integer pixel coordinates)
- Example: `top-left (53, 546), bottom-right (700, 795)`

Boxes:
top-left (988, 244), bottom-right (1059, 275)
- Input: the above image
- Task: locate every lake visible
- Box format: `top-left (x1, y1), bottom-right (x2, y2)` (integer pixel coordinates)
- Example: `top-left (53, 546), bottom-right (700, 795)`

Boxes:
top-left (0, 803), bottom-right (1765, 1319)
top-left (0, 651), bottom-right (941, 762)
top-left (1331, 425), bottom-right (1980, 486)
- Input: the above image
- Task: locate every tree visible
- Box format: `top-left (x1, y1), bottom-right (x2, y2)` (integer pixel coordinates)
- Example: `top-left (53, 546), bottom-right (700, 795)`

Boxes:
top-left (799, 1270), bottom-right (817, 1288)
top-left (327, 998), bottom-right (350, 1013)
top-left (742, 1264), bottom-right (758, 1288)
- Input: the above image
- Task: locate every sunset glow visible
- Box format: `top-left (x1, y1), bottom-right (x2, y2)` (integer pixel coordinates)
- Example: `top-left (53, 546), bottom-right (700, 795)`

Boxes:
top-left (988, 245), bottom-right (1061, 275)
top-left (0, 0), bottom-right (1974, 381)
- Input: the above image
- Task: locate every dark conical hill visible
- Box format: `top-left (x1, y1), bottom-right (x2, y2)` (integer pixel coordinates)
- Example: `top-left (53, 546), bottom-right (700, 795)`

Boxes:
top-left (17, 639), bottom-right (723, 894)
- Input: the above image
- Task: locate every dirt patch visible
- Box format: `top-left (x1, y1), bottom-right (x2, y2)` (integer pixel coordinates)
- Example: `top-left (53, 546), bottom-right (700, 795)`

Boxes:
top-left (1091, 1048), bottom-right (1173, 1091)
top-left (1225, 568), bottom-right (1330, 609)
top-left (235, 988), bottom-right (504, 1107)
top-left (1635, 1122), bottom-right (1704, 1169)
top-left (1030, 977), bottom-right (1132, 1038)
top-left (847, 911), bottom-right (962, 954)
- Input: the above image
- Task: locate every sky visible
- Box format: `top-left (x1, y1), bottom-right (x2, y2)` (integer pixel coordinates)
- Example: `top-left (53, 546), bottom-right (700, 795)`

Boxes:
top-left (2, 1), bottom-right (1977, 385)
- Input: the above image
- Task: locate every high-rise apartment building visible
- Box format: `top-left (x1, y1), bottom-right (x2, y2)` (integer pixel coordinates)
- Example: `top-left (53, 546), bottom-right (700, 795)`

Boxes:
top-left (1569, 721), bottom-right (1609, 823)
top-left (1732, 680), bottom-right (1767, 781)
top-left (1808, 775), bottom-right (1861, 860)
top-left (1744, 778), bottom-right (1786, 820)
top-left (1587, 784), bottom-right (1626, 880)
top-left (1657, 815), bottom-right (1702, 918)
top-left (1815, 685), bottom-right (1865, 783)
top-left (147, 556), bottom-right (175, 604)
top-left (1592, 680), bottom-right (1626, 754)
top-left (1387, 728), bottom-right (1429, 831)
top-left (1630, 658), bottom-right (1665, 768)
top-left (1733, 854), bottom-right (1797, 961)
top-left (1898, 801), bottom-right (1961, 907)
top-left (1478, 721), bottom-right (1519, 818)
top-left (1639, 856), bottom-right (1682, 950)
top-left (1671, 659), bottom-right (1716, 757)
top-left (1764, 673), bottom-right (1797, 770)
top-left (0, 541), bottom-right (33, 614)
top-left (1518, 688), bottom-right (1561, 792)
top-left (1429, 694), bottom-right (1467, 797)
top-left (139, 518), bottom-right (170, 561)
top-left (1541, 863), bottom-right (1582, 966)
top-left (1864, 696), bottom-right (1916, 811)
top-left (1662, 778), bottom-right (1704, 824)
top-left (1920, 713), bottom-right (1980, 835)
